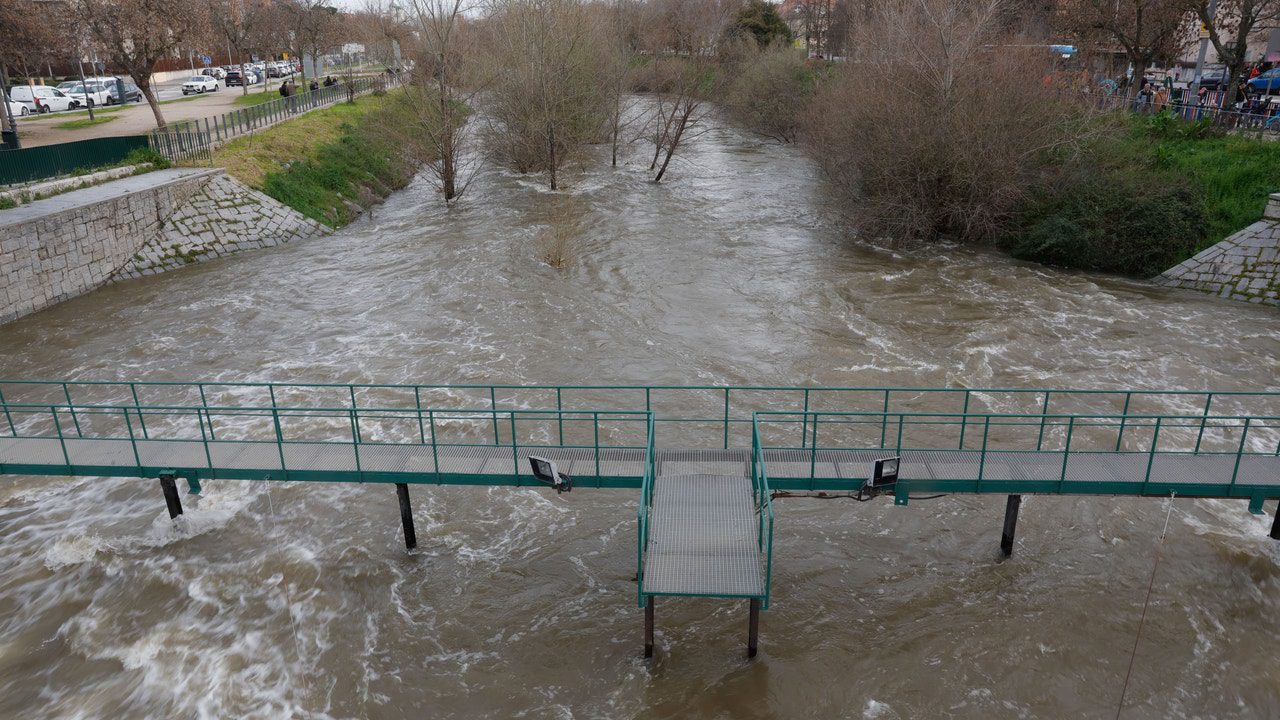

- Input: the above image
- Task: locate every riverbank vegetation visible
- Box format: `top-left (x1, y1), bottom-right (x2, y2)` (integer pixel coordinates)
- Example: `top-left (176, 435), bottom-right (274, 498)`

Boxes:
top-left (213, 90), bottom-right (420, 227)
top-left (385, 0), bottom-right (1280, 275)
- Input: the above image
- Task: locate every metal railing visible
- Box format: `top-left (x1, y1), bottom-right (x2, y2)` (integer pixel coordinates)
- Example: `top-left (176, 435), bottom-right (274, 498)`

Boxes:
top-left (1090, 92), bottom-right (1280, 136)
top-left (636, 413), bottom-right (657, 606)
top-left (0, 399), bottom-right (651, 486)
top-left (752, 409), bottom-right (1280, 496)
top-left (147, 74), bottom-right (400, 162)
top-left (4, 380), bottom-right (1280, 455)
top-left (0, 135), bottom-right (152, 186)
top-left (750, 417), bottom-right (775, 608)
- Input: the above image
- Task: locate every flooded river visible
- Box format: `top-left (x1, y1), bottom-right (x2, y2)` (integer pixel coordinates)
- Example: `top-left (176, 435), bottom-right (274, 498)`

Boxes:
top-left (1, 112), bottom-right (1278, 719)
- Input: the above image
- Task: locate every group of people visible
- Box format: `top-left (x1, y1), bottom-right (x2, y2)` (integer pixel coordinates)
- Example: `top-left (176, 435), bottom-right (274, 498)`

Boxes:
top-left (277, 75), bottom-right (341, 99)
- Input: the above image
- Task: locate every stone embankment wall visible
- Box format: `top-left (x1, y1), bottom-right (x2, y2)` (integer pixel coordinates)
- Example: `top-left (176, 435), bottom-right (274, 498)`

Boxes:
top-left (1156, 194), bottom-right (1280, 306)
top-left (0, 168), bottom-right (327, 323)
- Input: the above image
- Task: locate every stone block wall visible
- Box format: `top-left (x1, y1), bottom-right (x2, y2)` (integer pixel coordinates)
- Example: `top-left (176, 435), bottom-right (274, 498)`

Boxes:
top-left (112, 173), bottom-right (327, 281)
top-left (1156, 194), bottom-right (1280, 306)
top-left (0, 169), bottom-right (328, 324)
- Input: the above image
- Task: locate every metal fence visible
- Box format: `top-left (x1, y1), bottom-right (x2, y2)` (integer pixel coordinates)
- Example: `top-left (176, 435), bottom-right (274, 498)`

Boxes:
top-left (1091, 92), bottom-right (1280, 136)
top-left (147, 74), bottom-right (400, 162)
top-left (0, 134), bottom-right (151, 186)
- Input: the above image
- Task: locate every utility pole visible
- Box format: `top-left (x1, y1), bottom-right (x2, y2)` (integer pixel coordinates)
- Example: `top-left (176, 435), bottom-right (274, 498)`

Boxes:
top-left (1190, 0), bottom-right (1218, 99)
top-left (75, 47), bottom-right (96, 121)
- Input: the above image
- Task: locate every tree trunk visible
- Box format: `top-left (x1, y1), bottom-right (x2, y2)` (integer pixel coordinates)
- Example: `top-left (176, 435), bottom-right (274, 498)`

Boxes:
top-left (137, 76), bottom-right (167, 128)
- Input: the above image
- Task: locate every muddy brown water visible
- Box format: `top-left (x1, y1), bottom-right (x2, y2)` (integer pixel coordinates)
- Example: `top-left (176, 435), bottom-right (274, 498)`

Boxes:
top-left (1, 113), bottom-right (1278, 719)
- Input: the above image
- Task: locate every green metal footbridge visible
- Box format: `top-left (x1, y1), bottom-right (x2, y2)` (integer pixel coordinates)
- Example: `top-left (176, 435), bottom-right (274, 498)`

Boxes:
top-left (2, 380), bottom-right (1279, 658)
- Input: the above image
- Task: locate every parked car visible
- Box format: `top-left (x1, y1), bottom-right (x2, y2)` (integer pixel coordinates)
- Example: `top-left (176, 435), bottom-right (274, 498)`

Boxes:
top-left (225, 69), bottom-right (260, 87)
top-left (5, 97), bottom-right (30, 118)
top-left (1247, 68), bottom-right (1280, 95)
top-left (1196, 68), bottom-right (1228, 90)
top-left (104, 80), bottom-right (143, 104)
top-left (63, 81), bottom-right (112, 108)
top-left (56, 80), bottom-right (80, 92)
top-left (202, 67), bottom-right (227, 79)
top-left (182, 75), bottom-right (219, 94)
top-left (8, 85), bottom-right (76, 113)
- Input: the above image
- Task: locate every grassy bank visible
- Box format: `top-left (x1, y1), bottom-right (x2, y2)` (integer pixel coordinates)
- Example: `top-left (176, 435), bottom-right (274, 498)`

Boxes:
top-left (214, 89), bottom-right (420, 228)
top-left (1004, 113), bottom-right (1280, 277)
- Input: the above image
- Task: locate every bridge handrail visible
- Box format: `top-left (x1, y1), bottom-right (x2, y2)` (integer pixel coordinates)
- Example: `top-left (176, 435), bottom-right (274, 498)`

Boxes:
top-left (637, 413), bottom-right (656, 607)
top-left (751, 415), bottom-right (775, 608)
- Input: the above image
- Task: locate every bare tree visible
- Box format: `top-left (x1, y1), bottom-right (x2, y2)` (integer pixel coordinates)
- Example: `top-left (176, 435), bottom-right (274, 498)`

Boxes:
top-left (407, 0), bottom-right (479, 202)
top-left (639, 0), bottom-right (728, 183)
top-left (287, 0), bottom-right (340, 86)
top-left (1061, 0), bottom-right (1189, 96)
top-left (209, 0), bottom-right (255, 96)
top-left (1188, 0), bottom-right (1280, 105)
top-left (481, 0), bottom-right (612, 190)
top-left (79, 0), bottom-right (206, 127)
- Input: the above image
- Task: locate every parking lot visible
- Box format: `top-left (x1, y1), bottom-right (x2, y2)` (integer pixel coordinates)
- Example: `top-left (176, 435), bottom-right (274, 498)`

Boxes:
top-left (7, 72), bottom-right (302, 148)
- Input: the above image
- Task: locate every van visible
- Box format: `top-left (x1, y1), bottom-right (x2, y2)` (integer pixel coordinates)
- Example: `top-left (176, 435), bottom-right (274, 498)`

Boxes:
top-left (8, 85), bottom-right (76, 113)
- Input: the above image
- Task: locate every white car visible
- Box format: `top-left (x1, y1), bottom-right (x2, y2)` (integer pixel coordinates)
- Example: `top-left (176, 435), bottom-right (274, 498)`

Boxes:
top-left (201, 67), bottom-right (227, 79)
top-left (5, 97), bottom-right (30, 118)
top-left (181, 75), bottom-right (219, 94)
top-left (63, 81), bottom-right (112, 108)
top-left (8, 85), bottom-right (76, 113)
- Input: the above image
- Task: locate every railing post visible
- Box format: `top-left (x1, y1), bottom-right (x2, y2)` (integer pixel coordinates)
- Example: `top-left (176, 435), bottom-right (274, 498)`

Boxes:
top-left (1057, 416), bottom-right (1075, 492)
top-left (272, 407), bottom-right (289, 479)
top-left (62, 383), bottom-right (82, 437)
top-left (594, 411), bottom-right (601, 480)
top-left (1228, 418), bottom-right (1250, 493)
top-left (880, 390), bottom-right (889, 448)
top-left (723, 388), bottom-right (730, 450)
top-left (958, 390), bottom-right (970, 450)
top-left (977, 415), bottom-right (990, 490)
top-left (1036, 391), bottom-right (1051, 451)
top-left (556, 387), bottom-right (564, 446)
top-left (197, 407), bottom-right (213, 471)
top-left (800, 388), bottom-right (810, 448)
top-left (429, 409), bottom-right (440, 481)
top-left (1142, 417), bottom-right (1163, 493)
top-left (1194, 393), bottom-right (1214, 453)
top-left (198, 383), bottom-right (216, 441)
top-left (414, 387), bottom-right (426, 444)
top-left (0, 386), bottom-right (17, 436)
top-left (490, 387), bottom-right (499, 444)
top-left (51, 405), bottom-right (72, 467)
top-left (809, 413), bottom-right (818, 487)
top-left (122, 405), bottom-right (142, 469)
top-left (510, 412), bottom-right (519, 485)
top-left (130, 382), bottom-right (148, 438)
top-left (1115, 391), bottom-right (1131, 451)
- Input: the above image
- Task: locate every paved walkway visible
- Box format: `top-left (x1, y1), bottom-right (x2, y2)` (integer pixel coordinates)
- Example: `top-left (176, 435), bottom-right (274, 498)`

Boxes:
top-left (0, 168), bottom-right (217, 227)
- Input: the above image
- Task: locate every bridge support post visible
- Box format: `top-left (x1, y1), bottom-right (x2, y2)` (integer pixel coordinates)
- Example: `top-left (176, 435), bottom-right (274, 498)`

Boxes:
top-left (644, 597), bottom-right (655, 658)
top-left (159, 473), bottom-right (183, 519)
top-left (1001, 494), bottom-right (1022, 558)
top-left (747, 598), bottom-right (760, 658)
top-left (1270, 501), bottom-right (1279, 541)
top-left (395, 483), bottom-right (417, 550)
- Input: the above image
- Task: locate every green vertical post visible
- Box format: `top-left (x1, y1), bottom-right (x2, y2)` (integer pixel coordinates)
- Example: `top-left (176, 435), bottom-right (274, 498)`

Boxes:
top-left (198, 384), bottom-right (216, 441)
top-left (51, 406), bottom-right (72, 467)
top-left (594, 411), bottom-right (601, 481)
top-left (272, 407), bottom-right (289, 480)
top-left (1036, 391), bottom-right (1051, 451)
top-left (809, 414), bottom-right (818, 487)
top-left (958, 390), bottom-right (970, 450)
top-left (62, 383), bottom-right (82, 437)
top-left (1115, 391), bottom-right (1132, 451)
top-left (414, 387), bottom-right (426, 444)
top-left (0, 386), bottom-right (15, 436)
top-left (122, 405), bottom-right (142, 469)
top-left (801, 389), bottom-right (810, 448)
top-left (1228, 418), bottom-right (1250, 492)
top-left (880, 390), bottom-right (890, 449)
top-left (895, 414), bottom-right (904, 454)
top-left (977, 416), bottom-right (990, 492)
top-left (1142, 417), bottom-right (1163, 494)
top-left (130, 383), bottom-right (148, 439)
top-left (197, 408), bottom-right (214, 470)
top-left (490, 387), bottom-right (500, 444)
top-left (1194, 393), bottom-right (1214, 453)
top-left (723, 388), bottom-right (730, 450)
top-left (429, 409), bottom-right (440, 481)
top-left (510, 412), bottom-right (519, 486)
top-left (556, 387), bottom-right (564, 446)
top-left (1057, 416), bottom-right (1075, 493)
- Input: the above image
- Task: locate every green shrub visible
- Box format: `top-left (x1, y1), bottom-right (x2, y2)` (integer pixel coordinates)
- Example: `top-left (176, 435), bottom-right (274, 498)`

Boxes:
top-left (1005, 170), bottom-right (1206, 277)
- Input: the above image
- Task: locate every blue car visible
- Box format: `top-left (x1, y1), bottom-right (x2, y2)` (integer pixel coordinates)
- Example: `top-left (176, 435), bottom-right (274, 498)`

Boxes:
top-left (1247, 68), bottom-right (1280, 94)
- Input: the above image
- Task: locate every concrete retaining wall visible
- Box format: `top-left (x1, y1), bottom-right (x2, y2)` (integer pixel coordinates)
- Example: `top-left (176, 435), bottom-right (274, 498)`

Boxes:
top-left (1156, 194), bottom-right (1280, 306)
top-left (0, 168), bottom-right (327, 324)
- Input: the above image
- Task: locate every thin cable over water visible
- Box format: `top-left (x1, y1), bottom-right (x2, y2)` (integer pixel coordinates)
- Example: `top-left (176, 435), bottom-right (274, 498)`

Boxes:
top-left (1115, 492), bottom-right (1176, 720)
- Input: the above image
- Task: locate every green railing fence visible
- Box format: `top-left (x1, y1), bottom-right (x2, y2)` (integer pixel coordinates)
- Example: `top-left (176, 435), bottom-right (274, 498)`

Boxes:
top-left (750, 419), bottom-right (775, 608)
top-left (636, 414), bottom-right (657, 606)
top-left (0, 135), bottom-right (150, 185)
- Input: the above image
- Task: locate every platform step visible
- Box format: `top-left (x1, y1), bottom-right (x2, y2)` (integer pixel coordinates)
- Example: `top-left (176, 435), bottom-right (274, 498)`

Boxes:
top-left (641, 473), bottom-right (765, 598)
